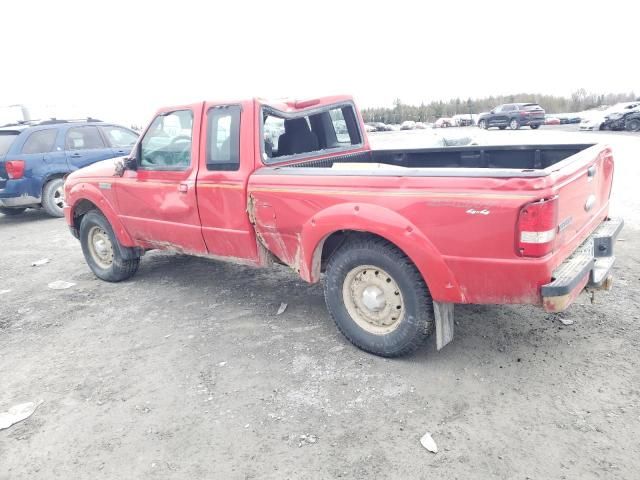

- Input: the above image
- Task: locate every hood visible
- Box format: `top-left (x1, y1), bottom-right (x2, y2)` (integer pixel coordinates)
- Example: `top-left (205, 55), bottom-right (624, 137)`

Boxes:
top-left (67, 156), bottom-right (123, 181)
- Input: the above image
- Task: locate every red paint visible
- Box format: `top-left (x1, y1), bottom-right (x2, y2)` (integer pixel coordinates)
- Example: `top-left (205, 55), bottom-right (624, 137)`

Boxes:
top-left (64, 96), bottom-right (614, 309)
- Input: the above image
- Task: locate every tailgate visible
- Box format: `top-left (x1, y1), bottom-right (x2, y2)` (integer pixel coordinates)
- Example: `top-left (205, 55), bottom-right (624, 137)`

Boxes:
top-left (552, 145), bottom-right (614, 251)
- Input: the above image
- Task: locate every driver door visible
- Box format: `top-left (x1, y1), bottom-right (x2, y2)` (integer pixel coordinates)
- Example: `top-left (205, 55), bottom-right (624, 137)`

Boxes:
top-left (115, 106), bottom-right (207, 253)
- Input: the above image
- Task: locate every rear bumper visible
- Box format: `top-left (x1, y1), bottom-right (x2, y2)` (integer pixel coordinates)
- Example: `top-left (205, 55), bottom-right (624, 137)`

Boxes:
top-left (541, 217), bottom-right (623, 312)
top-left (0, 178), bottom-right (41, 207)
top-left (0, 194), bottom-right (40, 207)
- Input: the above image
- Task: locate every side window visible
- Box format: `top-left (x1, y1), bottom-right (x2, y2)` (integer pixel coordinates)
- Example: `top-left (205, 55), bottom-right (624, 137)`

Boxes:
top-left (206, 106), bottom-right (241, 171)
top-left (493, 105), bottom-right (502, 113)
top-left (503, 105), bottom-right (515, 112)
top-left (140, 110), bottom-right (193, 170)
top-left (22, 129), bottom-right (58, 154)
top-left (100, 126), bottom-right (138, 148)
top-left (263, 115), bottom-right (285, 157)
top-left (66, 126), bottom-right (105, 150)
top-left (329, 108), bottom-right (350, 143)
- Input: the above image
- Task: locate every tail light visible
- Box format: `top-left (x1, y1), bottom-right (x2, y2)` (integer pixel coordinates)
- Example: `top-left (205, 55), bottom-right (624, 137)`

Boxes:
top-left (516, 196), bottom-right (558, 257)
top-left (5, 160), bottom-right (25, 179)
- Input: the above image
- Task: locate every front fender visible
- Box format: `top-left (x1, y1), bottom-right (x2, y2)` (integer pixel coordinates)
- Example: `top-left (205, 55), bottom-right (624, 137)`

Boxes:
top-left (66, 182), bottom-right (136, 247)
top-left (299, 202), bottom-right (464, 303)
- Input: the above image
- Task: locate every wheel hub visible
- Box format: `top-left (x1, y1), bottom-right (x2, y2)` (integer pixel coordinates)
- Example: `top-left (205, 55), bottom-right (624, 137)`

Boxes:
top-left (342, 265), bottom-right (404, 335)
top-left (362, 285), bottom-right (386, 311)
top-left (54, 186), bottom-right (65, 209)
top-left (88, 226), bottom-right (114, 268)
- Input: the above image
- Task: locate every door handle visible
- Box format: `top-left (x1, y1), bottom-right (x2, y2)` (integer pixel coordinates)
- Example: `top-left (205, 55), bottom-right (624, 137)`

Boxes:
top-left (70, 153), bottom-right (82, 158)
top-left (178, 183), bottom-right (189, 193)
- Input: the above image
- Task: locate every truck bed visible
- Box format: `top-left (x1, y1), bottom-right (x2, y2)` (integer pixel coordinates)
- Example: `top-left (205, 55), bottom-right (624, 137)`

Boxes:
top-left (274, 144), bottom-right (596, 177)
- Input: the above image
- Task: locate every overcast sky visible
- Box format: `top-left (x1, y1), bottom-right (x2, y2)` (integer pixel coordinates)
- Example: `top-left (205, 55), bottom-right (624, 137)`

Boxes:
top-left (1, 0), bottom-right (638, 125)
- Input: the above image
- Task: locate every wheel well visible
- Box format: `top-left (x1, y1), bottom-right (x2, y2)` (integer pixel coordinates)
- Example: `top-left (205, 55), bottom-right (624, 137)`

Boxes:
top-left (72, 199), bottom-right (99, 232)
top-left (317, 230), bottom-right (412, 277)
top-left (41, 173), bottom-right (66, 193)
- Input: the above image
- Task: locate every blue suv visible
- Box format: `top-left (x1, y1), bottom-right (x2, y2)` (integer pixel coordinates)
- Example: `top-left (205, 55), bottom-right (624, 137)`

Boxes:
top-left (0, 119), bottom-right (138, 217)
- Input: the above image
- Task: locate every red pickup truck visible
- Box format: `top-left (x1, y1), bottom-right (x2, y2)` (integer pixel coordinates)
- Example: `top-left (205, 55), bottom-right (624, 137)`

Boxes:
top-left (64, 95), bottom-right (623, 357)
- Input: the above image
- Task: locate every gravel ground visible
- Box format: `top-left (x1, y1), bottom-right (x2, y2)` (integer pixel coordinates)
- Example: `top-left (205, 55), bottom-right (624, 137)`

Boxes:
top-left (1, 126), bottom-right (639, 479)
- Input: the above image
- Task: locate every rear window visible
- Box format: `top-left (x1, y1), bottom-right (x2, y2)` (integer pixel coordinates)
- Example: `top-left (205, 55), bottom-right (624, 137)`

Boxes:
top-left (22, 129), bottom-right (57, 154)
top-left (0, 131), bottom-right (19, 156)
top-left (262, 104), bottom-right (362, 161)
top-left (523, 104), bottom-right (543, 111)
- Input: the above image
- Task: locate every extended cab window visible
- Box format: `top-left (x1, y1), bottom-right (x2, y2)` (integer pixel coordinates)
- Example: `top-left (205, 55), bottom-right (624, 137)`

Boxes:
top-left (263, 104), bottom-right (362, 162)
top-left (22, 129), bottom-right (58, 154)
top-left (140, 110), bottom-right (193, 170)
top-left (206, 106), bottom-right (240, 171)
top-left (66, 126), bottom-right (105, 150)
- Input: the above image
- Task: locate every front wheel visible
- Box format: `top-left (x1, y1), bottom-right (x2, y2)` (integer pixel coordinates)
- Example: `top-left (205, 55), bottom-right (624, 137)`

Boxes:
top-left (80, 210), bottom-right (140, 282)
top-left (626, 119), bottom-right (640, 132)
top-left (0, 207), bottom-right (27, 216)
top-left (478, 120), bottom-right (488, 129)
top-left (530, 124), bottom-right (540, 129)
top-left (509, 118), bottom-right (520, 130)
top-left (323, 236), bottom-right (434, 357)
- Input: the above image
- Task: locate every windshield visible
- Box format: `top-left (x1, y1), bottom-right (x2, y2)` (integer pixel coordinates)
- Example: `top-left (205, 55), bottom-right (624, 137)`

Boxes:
top-left (0, 131), bottom-right (19, 156)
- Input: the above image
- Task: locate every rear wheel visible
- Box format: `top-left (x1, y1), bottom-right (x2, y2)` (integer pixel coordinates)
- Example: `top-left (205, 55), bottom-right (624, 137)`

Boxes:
top-left (0, 207), bottom-right (27, 216)
top-left (42, 178), bottom-right (65, 217)
top-left (509, 118), bottom-right (520, 130)
top-left (530, 124), bottom-right (540, 129)
top-left (324, 235), bottom-right (434, 357)
top-left (626, 119), bottom-right (640, 132)
top-left (80, 210), bottom-right (140, 282)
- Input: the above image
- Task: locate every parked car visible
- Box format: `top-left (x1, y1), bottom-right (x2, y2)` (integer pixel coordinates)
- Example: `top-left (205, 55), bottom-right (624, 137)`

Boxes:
top-left (400, 120), bottom-right (416, 130)
top-left (452, 114), bottom-right (476, 126)
top-left (0, 119), bottom-right (138, 216)
top-left (414, 122), bottom-right (428, 129)
top-left (545, 116), bottom-right (561, 125)
top-left (624, 112), bottom-right (640, 132)
top-left (435, 117), bottom-right (453, 128)
top-left (63, 95), bottom-right (622, 358)
top-left (580, 102), bottom-right (640, 131)
top-left (601, 106), bottom-right (640, 131)
top-left (477, 103), bottom-right (545, 130)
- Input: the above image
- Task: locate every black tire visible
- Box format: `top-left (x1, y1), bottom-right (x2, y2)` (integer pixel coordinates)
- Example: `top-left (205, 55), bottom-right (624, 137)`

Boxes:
top-left (478, 120), bottom-right (487, 129)
top-left (498, 126), bottom-right (507, 130)
top-left (530, 124), bottom-right (540, 129)
top-left (323, 235), bottom-right (434, 357)
top-left (79, 210), bottom-right (140, 282)
top-left (42, 178), bottom-right (65, 217)
top-left (509, 118), bottom-right (520, 130)
top-left (626, 119), bottom-right (640, 132)
top-left (0, 207), bottom-right (27, 216)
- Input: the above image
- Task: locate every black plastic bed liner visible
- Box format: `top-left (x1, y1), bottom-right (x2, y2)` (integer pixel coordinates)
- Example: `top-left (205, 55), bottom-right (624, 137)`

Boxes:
top-left (287, 144), bottom-right (595, 171)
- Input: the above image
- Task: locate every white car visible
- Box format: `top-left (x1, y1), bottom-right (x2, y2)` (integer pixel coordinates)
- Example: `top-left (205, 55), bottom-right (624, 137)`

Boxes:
top-left (580, 102), bottom-right (640, 130)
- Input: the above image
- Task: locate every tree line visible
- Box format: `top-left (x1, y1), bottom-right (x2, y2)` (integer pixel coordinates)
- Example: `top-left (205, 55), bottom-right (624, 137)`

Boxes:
top-left (361, 89), bottom-right (638, 124)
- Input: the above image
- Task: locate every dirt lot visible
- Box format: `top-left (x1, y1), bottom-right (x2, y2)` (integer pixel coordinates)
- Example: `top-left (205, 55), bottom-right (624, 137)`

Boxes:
top-left (1, 128), bottom-right (639, 479)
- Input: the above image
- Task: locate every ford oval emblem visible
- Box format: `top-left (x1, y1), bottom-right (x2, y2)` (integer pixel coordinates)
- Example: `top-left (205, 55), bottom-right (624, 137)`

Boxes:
top-left (584, 194), bottom-right (596, 212)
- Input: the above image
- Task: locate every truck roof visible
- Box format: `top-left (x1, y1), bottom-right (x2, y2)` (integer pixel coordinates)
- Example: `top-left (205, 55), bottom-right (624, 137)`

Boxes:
top-left (257, 95), bottom-right (355, 112)
top-left (154, 95), bottom-right (356, 116)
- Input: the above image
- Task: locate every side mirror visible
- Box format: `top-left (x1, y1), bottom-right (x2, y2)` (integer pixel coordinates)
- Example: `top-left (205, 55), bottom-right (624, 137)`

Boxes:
top-left (490, 109), bottom-right (496, 114)
top-left (114, 155), bottom-right (137, 176)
